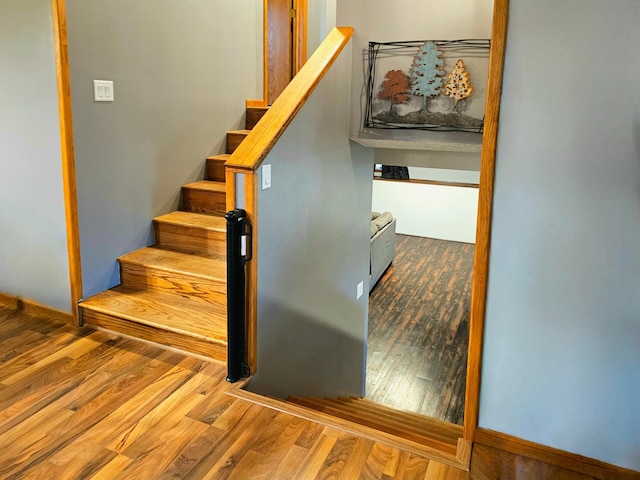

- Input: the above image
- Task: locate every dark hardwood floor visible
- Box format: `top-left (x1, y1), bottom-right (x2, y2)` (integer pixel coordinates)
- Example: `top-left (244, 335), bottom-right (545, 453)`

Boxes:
top-left (367, 234), bottom-right (474, 425)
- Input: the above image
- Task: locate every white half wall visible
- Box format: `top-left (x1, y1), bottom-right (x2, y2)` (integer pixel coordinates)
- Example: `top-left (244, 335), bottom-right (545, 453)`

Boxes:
top-left (372, 180), bottom-right (478, 243)
top-left (480, 0), bottom-right (640, 471)
top-left (0, 0), bottom-right (71, 312)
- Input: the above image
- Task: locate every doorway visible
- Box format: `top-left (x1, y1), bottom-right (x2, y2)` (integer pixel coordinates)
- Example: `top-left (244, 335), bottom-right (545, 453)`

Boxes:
top-left (367, 168), bottom-right (479, 424)
top-left (265, 0), bottom-right (307, 104)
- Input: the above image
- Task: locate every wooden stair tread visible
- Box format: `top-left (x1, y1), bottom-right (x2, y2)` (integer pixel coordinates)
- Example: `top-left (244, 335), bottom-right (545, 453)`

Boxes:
top-left (154, 211), bottom-right (226, 232)
top-left (227, 129), bottom-right (251, 135)
top-left (206, 154), bottom-right (231, 162)
top-left (119, 247), bottom-right (226, 281)
top-left (182, 181), bottom-right (227, 193)
top-left (80, 287), bottom-right (227, 343)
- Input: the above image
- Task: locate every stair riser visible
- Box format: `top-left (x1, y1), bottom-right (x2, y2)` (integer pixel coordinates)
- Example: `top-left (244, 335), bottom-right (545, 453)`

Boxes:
top-left (226, 132), bottom-right (248, 154)
top-left (320, 399), bottom-right (456, 446)
top-left (182, 189), bottom-right (226, 215)
top-left (246, 107), bottom-right (269, 130)
top-left (82, 308), bottom-right (226, 362)
top-left (154, 223), bottom-right (226, 258)
top-left (206, 159), bottom-right (226, 182)
top-left (119, 263), bottom-right (227, 307)
top-left (316, 405), bottom-right (456, 454)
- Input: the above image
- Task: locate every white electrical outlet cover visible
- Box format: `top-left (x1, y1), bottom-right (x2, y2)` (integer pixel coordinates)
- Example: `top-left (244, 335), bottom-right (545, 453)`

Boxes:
top-left (357, 281), bottom-right (364, 299)
top-left (93, 80), bottom-right (114, 102)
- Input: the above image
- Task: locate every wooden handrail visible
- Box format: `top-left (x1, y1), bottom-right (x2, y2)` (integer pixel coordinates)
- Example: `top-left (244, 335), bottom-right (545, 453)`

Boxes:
top-left (225, 26), bottom-right (354, 172)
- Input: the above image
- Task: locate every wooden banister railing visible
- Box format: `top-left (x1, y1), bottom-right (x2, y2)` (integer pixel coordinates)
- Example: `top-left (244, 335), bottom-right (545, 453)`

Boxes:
top-left (225, 26), bottom-right (354, 172)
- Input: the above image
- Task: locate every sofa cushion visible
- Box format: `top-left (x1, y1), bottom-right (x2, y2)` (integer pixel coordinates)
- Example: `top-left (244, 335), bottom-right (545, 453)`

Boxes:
top-left (371, 211), bottom-right (380, 220)
top-left (370, 223), bottom-right (379, 237)
top-left (372, 211), bottom-right (394, 231)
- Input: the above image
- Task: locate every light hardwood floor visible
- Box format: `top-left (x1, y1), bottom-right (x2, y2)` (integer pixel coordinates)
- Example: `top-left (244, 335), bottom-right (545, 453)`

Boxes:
top-left (367, 235), bottom-right (474, 425)
top-left (0, 305), bottom-right (467, 479)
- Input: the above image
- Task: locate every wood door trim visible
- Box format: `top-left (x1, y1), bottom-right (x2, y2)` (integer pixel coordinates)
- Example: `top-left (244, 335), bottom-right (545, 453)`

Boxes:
top-left (52, 0), bottom-right (83, 325)
top-left (373, 177), bottom-right (480, 189)
top-left (463, 0), bottom-right (509, 441)
top-left (293, 0), bottom-right (307, 73)
top-left (475, 428), bottom-right (640, 480)
top-left (262, 0), bottom-right (269, 104)
top-left (243, 173), bottom-right (258, 373)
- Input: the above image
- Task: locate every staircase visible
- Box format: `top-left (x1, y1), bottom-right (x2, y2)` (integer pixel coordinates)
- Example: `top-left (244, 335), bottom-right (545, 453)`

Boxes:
top-left (286, 395), bottom-right (462, 456)
top-left (80, 106), bottom-right (269, 362)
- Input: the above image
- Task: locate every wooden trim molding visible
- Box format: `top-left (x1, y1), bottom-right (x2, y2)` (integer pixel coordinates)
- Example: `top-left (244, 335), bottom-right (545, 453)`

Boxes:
top-left (244, 173), bottom-right (259, 373)
top-left (0, 292), bottom-right (74, 325)
top-left (374, 177), bottom-right (479, 189)
top-left (293, 0), bottom-right (308, 74)
top-left (262, 0), bottom-right (269, 105)
top-left (52, 0), bottom-right (83, 325)
top-left (463, 0), bottom-right (509, 441)
top-left (225, 169), bottom-right (237, 213)
top-left (475, 428), bottom-right (640, 480)
top-left (226, 26), bottom-right (353, 172)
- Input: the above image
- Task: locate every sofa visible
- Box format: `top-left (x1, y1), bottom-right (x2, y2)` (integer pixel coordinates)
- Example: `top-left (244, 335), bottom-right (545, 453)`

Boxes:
top-left (370, 211), bottom-right (396, 292)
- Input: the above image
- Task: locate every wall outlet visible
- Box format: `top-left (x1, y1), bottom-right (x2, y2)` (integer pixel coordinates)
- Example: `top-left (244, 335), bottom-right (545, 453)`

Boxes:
top-left (262, 164), bottom-right (271, 190)
top-left (356, 281), bottom-right (364, 299)
top-left (93, 80), bottom-right (114, 102)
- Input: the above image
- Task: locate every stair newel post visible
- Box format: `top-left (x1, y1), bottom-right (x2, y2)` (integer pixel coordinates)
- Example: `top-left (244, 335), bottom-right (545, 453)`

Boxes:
top-left (225, 208), bottom-right (251, 382)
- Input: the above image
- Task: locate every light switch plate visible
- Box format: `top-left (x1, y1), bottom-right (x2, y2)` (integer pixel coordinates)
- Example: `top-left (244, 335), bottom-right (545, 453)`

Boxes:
top-left (357, 281), bottom-right (364, 299)
top-left (262, 164), bottom-right (272, 190)
top-left (93, 80), bottom-right (114, 102)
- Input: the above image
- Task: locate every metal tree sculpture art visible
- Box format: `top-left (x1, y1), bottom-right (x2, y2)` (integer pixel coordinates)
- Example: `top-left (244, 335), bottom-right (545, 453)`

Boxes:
top-left (378, 69), bottom-right (410, 112)
top-left (444, 59), bottom-right (474, 112)
top-left (408, 41), bottom-right (446, 111)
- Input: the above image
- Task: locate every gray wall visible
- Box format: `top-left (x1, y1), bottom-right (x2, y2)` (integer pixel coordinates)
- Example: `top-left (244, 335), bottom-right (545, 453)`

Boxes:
top-left (67, 0), bottom-right (262, 297)
top-left (480, 0), bottom-right (640, 470)
top-left (248, 42), bottom-right (376, 398)
top-left (0, 0), bottom-right (71, 312)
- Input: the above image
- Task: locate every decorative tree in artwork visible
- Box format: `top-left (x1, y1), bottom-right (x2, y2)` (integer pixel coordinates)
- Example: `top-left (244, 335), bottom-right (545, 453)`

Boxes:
top-left (408, 41), bottom-right (446, 111)
top-left (378, 69), bottom-right (410, 112)
top-left (444, 59), bottom-right (474, 112)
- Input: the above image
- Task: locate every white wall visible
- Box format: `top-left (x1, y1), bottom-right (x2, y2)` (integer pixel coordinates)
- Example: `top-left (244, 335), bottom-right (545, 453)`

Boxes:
top-left (307, 0), bottom-right (337, 55)
top-left (248, 41), bottom-right (376, 398)
top-left (337, 0), bottom-right (494, 136)
top-left (372, 180), bottom-right (478, 243)
top-left (337, 0), bottom-right (492, 244)
top-left (67, 0), bottom-right (262, 297)
top-left (480, 0), bottom-right (640, 471)
top-left (0, 0), bottom-right (71, 312)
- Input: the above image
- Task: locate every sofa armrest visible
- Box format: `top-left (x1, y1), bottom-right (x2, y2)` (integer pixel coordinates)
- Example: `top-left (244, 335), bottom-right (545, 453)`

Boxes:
top-left (370, 218), bottom-right (396, 291)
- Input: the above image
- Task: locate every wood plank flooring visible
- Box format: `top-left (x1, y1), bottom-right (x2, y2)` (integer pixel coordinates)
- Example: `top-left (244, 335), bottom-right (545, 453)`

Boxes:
top-left (367, 235), bottom-right (474, 425)
top-left (0, 305), bottom-right (467, 479)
